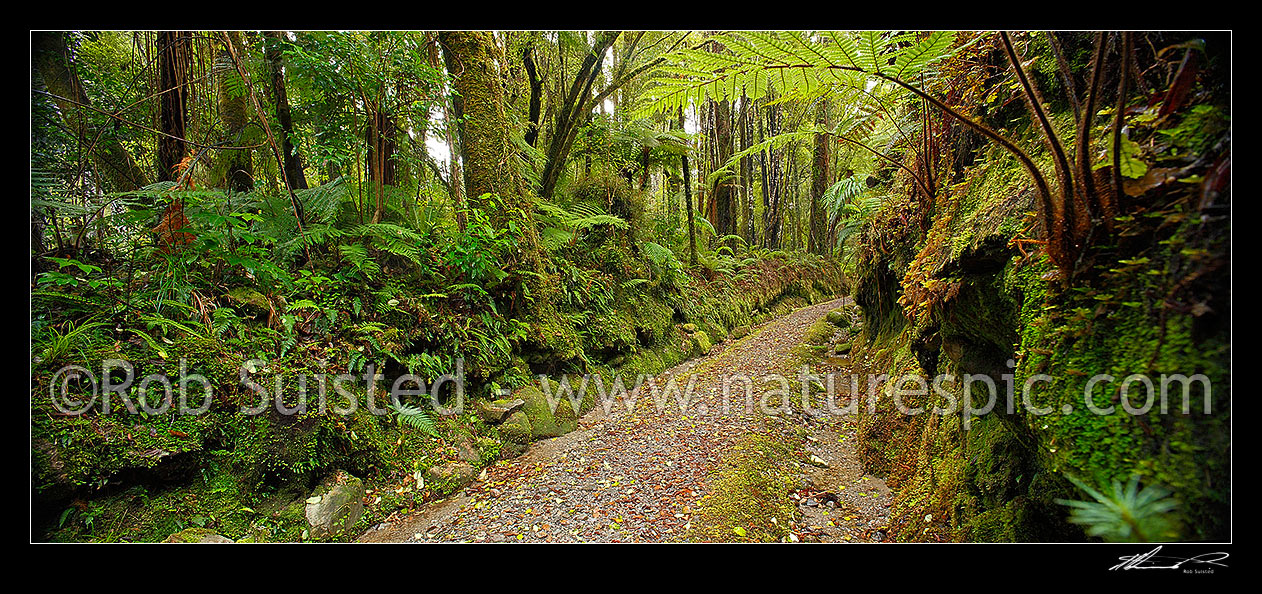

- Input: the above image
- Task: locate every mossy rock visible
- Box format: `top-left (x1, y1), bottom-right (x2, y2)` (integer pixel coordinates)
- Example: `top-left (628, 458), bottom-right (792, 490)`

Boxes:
top-left (226, 287), bottom-right (271, 316)
top-left (499, 410), bottom-right (533, 445)
top-left (826, 310), bottom-right (851, 328)
top-left (425, 461), bottom-right (477, 495)
top-left (833, 342), bottom-right (852, 355)
top-left (475, 398), bottom-right (525, 424)
top-left (731, 325), bottom-right (751, 340)
top-left (681, 323), bottom-right (698, 333)
top-left (163, 527), bottom-right (234, 543)
top-left (690, 331), bottom-right (713, 356)
top-left (304, 471), bottom-right (365, 541)
top-left (518, 385), bottom-right (577, 439)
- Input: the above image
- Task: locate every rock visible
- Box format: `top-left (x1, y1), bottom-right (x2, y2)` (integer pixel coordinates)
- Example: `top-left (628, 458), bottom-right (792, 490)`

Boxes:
top-left (826, 310), bottom-right (850, 327)
top-left (689, 331), bottom-right (712, 355)
top-left (163, 527), bottom-right (233, 543)
top-left (226, 287), bottom-right (271, 316)
top-left (833, 342), bottom-right (852, 355)
top-left (425, 461), bottom-right (477, 492)
top-left (808, 454), bottom-right (829, 468)
top-left (499, 410), bottom-right (533, 445)
top-left (453, 434), bottom-right (480, 463)
top-left (475, 398), bottom-right (525, 424)
top-left (304, 471), bottom-right (366, 540)
top-left (681, 323), bottom-right (698, 333)
top-left (731, 325), bottom-right (750, 339)
top-left (518, 386), bottom-right (577, 439)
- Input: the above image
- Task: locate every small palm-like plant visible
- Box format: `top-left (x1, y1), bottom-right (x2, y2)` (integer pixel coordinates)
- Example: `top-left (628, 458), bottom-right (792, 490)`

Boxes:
top-left (1056, 475), bottom-right (1179, 542)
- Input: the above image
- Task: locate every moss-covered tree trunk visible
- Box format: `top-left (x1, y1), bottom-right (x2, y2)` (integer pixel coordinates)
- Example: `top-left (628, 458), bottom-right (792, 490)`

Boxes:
top-left (217, 31), bottom-right (253, 193)
top-left (438, 32), bottom-right (535, 241)
top-left (438, 31), bottom-right (581, 362)
top-left (710, 98), bottom-right (735, 237)
top-left (33, 31), bottom-right (150, 193)
top-left (263, 31), bottom-right (308, 191)
top-left (808, 99), bottom-right (829, 255)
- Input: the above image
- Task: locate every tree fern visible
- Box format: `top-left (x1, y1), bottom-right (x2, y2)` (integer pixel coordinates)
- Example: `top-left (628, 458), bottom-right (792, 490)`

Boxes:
top-left (634, 31), bottom-right (958, 118)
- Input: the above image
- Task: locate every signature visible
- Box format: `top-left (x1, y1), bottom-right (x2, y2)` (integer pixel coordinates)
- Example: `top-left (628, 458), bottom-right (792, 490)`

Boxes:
top-left (1110, 546), bottom-right (1229, 571)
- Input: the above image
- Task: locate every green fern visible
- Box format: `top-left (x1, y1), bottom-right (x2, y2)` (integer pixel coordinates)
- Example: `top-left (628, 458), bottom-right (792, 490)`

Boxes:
top-left (389, 402), bottom-right (440, 437)
top-left (636, 31), bottom-right (958, 118)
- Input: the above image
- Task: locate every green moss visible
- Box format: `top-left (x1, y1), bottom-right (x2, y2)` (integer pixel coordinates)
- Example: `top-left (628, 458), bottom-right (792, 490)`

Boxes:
top-left (689, 331), bottom-right (712, 356)
top-left (689, 432), bottom-right (799, 542)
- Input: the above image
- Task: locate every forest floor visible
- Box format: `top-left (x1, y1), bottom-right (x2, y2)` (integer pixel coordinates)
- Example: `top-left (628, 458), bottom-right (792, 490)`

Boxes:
top-left (358, 298), bottom-right (890, 543)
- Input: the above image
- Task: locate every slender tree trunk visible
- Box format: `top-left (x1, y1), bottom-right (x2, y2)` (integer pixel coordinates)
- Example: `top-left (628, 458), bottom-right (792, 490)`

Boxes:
top-left (759, 97), bottom-right (782, 250)
top-left (157, 31), bottom-right (191, 182)
top-left (537, 31), bottom-right (620, 199)
top-left (428, 35), bottom-right (467, 230)
top-left (217, 31), bottom-right (253, 193)
top-left (809, 99), bottom-right (829, 255)
top-left (710, 98), bottom-right (735, 237)
top-left (263, 31), bottom-right (308, 190)
top-left (681, 109), bottom-right (697, 267)
top-left (739, 97), bottom-right (755, 242)
top-left (522, 44), bottom-right (543, 148)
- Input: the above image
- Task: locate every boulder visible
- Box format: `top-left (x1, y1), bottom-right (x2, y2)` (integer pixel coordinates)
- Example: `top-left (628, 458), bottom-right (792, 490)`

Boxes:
top-left (499, 410), bottom-right (533, 445)
top-left (690, 331), bottom-right (712, 355)
top-left (834, 342), bottom-right (853, 355)
top-left (425, 461), bottom-right (477, 493)
top-left (731, 325), bottom-right (751, 340)
top-left (304, 471), bottom-right (365, 540)
top-left (475, 398), bottom-right (525, 424)
top-left (826, 310), bottom-right (850, 327)
top-left (518, 386), bottom-right (577, 439)
top-left (681, 323), bottom-right (698, 333)
top-left (163, 527), bottom-right (233, 543)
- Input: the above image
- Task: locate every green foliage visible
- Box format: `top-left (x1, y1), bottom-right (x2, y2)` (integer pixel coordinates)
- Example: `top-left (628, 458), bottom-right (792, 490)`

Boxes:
top-left (448, 204), bottom-right (513, 286)
top-left (1056, 475), bottom-right (1179, 542)
top-left (642, 241), bottom-right (685, 290)
top-left (388, 402), bottom-right (440, 438)
top-left (34, 319), bottom-right (105, 367)
top-left (638, 31), bottom-right (959, 117)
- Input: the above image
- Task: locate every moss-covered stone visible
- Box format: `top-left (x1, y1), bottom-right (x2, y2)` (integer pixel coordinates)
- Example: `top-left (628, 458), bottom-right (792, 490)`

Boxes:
top-left (689, 331), bottom-right (712, 356)
top-left (425, 461), bottom-right (477, 495)
top-left (518, 385), bottom-right (577, 439)
top-left (499, 411), bottom-right (533, 446)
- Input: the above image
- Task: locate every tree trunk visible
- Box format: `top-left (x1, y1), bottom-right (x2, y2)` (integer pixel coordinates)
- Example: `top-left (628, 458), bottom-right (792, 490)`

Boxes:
top-left (438, 31), bottom-right (542, 263)
top-left (537, 31), bottom-right (619, 200)
top-left (680, 109), bottom-right (697, 267)
top-left (32, 31), bottom-right (150, 192)
top-left (217, 31), bottom-right (253, 193)
top-left (710, 98), bottom-right (735, 237)
top-left (263, 31), bottom-right (308, 190)
top-left (428, 35), bottom-right (467, 230)
top-left (760, 97), bottom-right (782, 250)
top-left (522, 44), bottom-right (543, 148)
top-left (438, 30), bottom-right (580, 359)
top-left (809, 99), bottom-right (830, 255)
top-left (157, 31), bottom-right (191, 182)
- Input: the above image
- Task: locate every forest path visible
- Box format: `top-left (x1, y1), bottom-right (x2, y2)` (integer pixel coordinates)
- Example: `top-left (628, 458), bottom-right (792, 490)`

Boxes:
top-left (358, 297), bottom-right (889, 543)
